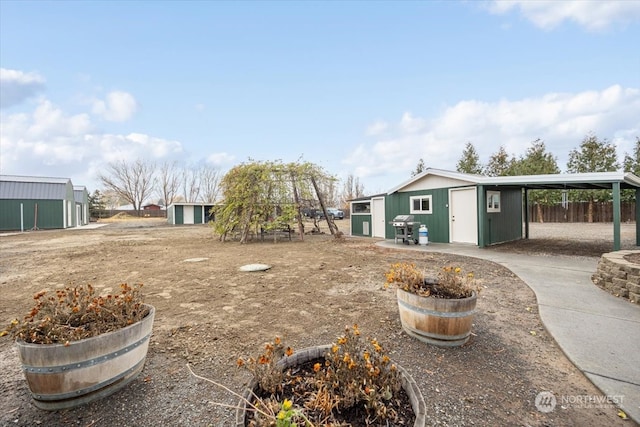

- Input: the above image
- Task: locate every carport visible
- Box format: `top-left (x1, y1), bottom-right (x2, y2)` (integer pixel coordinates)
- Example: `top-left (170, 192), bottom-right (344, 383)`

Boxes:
top-left (478, 172), bottom-right (640, 250)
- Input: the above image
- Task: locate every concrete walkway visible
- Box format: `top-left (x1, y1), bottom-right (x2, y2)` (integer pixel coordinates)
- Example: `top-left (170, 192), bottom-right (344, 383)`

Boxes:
top-left (377, 240), bottom-right (640, 423)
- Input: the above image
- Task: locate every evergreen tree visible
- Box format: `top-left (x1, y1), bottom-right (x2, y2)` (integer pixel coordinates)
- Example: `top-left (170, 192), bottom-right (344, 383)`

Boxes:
top-left (566, 133), bottom-right (620, 222)
top-left (412, 159), bottom-right (426, 177)
top-left (622, 137), bottom-right (640, 202)
top-left (566, 133), bottom-right (619, 173)
top-left (511, 139), bottom-right (561, 222)
top-left (484, 146), bottom-right (516, 176)
top-left (623, 137), bottom-right (640, 175)
top-left (456, 142), bottom-right (483, 174)
top-left (88, 190), bottom-right (105, 219)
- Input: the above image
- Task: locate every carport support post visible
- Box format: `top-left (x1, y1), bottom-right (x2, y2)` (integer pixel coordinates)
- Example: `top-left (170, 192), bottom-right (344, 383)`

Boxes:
top-left (477, 185), bottom-right (486, 248)
top-left (636, 188), bottom-right (640, 246)
top-left (523, 188), bottom-right (530, 239)
top-left (612, 182), bottom-right (621, 251)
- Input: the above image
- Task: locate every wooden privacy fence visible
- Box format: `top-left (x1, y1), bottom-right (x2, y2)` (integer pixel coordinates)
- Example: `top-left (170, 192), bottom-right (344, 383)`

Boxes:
top-left (528, 202), bottom-right (636, 223)
top-left (91, 209), bottom-right (167, 220)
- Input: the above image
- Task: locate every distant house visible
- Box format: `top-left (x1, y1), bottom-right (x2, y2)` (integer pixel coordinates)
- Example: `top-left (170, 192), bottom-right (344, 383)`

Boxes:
top-left (143, 204), bottom-right (162, 211)
top-left (0, 175), bottom-right (89, 231)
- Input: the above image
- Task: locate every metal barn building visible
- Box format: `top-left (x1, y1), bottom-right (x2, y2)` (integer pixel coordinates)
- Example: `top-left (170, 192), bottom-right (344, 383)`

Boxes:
top-left (0, 175), bottom-right (89, 231)
top-left (167, 202), bottom-right (215, 225)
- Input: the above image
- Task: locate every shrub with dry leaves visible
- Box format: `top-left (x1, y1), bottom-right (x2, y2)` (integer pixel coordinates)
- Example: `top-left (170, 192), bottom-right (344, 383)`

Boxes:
top-left (384, 261), bottom-right (480, 299)
top-left (236, 324), bottom-right (403, 426)
top-left (1, 283), bottom-right (150, 344)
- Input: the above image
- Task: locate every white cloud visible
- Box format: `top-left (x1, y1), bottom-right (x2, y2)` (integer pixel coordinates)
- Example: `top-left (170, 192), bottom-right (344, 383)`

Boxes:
top-left (1, 97), bottom-right (184, 189)
top-left (206, 152), bottom-right (235, 166)
top-left (400, 112), bottom-right (426, 133)
top-left (488, 0), bottom-right (640, 31)
top-left (346, 85), bottom-right (640, 189)
top-left (92, 90), bottom-right (138, 122)
top-left (0, 68), bottom-right (46, 109)
top-left (365, 120), bottom-right (389, 136)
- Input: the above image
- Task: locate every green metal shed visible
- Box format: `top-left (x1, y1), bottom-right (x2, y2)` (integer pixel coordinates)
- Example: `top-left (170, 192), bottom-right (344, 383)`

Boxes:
top-left (350, 168), bottom-right (640, 251)
top-left (167, 202), bottom-right (215, 225)
top-left (0, 175), bottom-right (79, 231)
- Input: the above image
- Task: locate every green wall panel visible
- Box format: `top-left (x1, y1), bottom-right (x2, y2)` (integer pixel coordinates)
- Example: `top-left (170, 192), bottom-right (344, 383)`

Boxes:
top-left (351, 215), bottom-right (372, 237)
top-left (194, 206), bottom-right (203, 224)
top-left (483, 188), bottom-right (523, 245)
top-left (385, 188), bottom-right (451, 243)
top-left (0, 200), bottom-right (64, 231)
top-left (175, 205), bottom-right (184, 224)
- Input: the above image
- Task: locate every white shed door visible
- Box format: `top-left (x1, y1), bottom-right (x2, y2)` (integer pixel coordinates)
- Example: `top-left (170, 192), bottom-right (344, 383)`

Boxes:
top-left (449, 187), bottom-right (477, 244)
top-left (371, 197), bottom-right (385, 238)
top-left (183, 206), bottom-right (195, 224)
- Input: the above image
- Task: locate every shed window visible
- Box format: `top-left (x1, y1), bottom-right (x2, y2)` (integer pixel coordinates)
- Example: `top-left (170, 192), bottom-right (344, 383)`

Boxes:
top-left (352, 202), bottom-right (371, 214)
top-left (410, 195), bottom-right (432, 214)
top-left (487, 191), bottom-right (501, 213)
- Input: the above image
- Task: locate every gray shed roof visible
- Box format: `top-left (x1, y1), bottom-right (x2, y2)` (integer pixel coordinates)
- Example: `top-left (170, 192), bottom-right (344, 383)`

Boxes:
top-left (0, 175), bottom-right (72, 200)
top-left (73, 186), bottom-right (88, 203)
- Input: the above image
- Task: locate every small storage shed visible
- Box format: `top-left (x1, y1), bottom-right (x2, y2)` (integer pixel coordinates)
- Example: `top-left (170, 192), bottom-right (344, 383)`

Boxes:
top-left (167, 202), bottom-right (215, 225)
top-left (351, 168), bottom-right (640, 250)
top-left (0, 175), bottom-right (79, 231)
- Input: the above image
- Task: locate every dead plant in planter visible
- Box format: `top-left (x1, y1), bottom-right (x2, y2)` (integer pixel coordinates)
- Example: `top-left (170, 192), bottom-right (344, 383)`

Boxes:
top-left (384, 261), bottom-right (480, 299)
top-left (1, 283), bottom-right (150, 344)
top-left (385, 261), bottom-right (482, 347)
top-left (235, 324), bottom-right (411, 426)
top-left (1, 283), bottom-right (154, 410)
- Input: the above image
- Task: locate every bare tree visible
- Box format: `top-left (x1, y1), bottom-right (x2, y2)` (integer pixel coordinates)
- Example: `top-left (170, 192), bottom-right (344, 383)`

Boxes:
top-left (340, 174), bottom-right (365, 207)
top-left (99, 159), bottom-right (156, 215)
top-left (101, 189), bottom-right (123, 211)
top-left (182, 165), bottom-right (200, 203)
top-left (157, 161), bottom-right (180, 208)
top-left (199, 165), bottom-right (222, 202)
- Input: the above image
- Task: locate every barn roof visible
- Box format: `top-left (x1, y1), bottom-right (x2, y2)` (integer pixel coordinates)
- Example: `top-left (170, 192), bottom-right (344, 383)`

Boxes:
top-left (0, 175), bottom-right (73, 200)
top-left (73, 186), bottom-right (88, 203)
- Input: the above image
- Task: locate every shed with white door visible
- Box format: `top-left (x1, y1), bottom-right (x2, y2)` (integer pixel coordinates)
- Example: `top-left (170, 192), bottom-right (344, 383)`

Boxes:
top-left (350, 168), bottom-right (640, 250)
top-left (167, 202), bottom-right (215, 225)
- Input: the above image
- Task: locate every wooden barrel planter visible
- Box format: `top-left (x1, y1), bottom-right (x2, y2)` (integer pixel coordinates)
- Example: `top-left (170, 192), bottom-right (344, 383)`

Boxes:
top-left (397, 288), bottom-right (477, 347)
top-left (235, 345), bottom-right (427, 427)
top-left (15, 304), bottom-right (155, 410)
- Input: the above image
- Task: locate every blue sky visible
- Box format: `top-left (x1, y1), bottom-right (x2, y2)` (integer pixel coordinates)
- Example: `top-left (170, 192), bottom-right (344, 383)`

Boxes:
top-left (1, 0), bottom-right (639, 196)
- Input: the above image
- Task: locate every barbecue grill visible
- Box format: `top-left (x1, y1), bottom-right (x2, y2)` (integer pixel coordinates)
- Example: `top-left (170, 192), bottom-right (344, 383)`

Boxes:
top-left (389, 214), bottom-right (419, 245)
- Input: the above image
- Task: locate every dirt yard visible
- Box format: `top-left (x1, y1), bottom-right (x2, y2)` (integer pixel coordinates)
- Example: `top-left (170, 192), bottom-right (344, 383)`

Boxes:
top-left (0, 219), bottom-right (637, 427)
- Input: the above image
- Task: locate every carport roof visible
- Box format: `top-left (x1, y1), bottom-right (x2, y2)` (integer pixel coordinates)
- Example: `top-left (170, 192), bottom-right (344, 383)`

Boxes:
top-left (480, 171), bottom-right (640, 190)
top-left (387, 168), bottom-right (640, 193)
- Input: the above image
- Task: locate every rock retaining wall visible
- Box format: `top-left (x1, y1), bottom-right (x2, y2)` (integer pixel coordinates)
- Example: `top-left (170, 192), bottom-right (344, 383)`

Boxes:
top-left (592, 250), bottom-right (640, 305)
